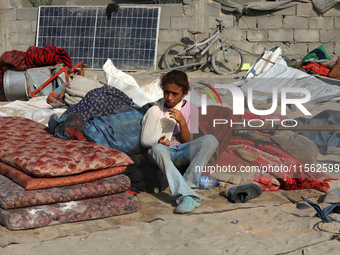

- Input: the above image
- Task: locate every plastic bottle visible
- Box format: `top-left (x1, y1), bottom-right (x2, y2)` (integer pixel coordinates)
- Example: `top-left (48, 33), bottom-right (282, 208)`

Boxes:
top-left (198, 176), bottom-right (220, 190)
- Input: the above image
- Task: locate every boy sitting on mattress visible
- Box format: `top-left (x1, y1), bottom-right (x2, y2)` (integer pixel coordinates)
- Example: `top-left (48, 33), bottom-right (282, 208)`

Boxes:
top-left (140, 70), bottom-right (218, 214)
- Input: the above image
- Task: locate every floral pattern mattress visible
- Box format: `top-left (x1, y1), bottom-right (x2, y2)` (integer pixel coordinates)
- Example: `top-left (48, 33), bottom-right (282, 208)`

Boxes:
top-left (0, 174), bottom-right (131, 209)
top-left (0, 116), bottom-right (133, 177)
top-left (0, 192), bottom-right (138, 230)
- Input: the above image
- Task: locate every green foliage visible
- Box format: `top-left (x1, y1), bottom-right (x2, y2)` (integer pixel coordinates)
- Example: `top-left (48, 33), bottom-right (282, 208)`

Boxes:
top-left (28, 0), bottom-right (53, 7)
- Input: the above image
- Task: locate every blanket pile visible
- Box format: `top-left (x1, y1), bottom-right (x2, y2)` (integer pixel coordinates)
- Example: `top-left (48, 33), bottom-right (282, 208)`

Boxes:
top-left (199, 106), bottom-right (336, 193)
top-left (0, 116), bottom-right (138, 230)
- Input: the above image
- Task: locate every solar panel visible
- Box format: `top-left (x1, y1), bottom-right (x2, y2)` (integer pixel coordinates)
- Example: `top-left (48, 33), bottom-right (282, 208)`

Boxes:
top-left (36, 6), bottom-right (160, 70)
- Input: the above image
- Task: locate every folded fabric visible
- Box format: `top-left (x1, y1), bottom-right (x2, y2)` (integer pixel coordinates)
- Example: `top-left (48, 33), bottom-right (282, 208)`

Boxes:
top-left (62, 85), bottom-right (134, 122)
top-left (0, 192), bottom-right (138, 230)
top-left (48, 113), bottom-right (87, 141)
top-left (211, 150), bottom-right (281, 192)
top-left (46, 81), bottom-right (69, 108)
top-left (328, 56), bottom-right (340, 78)
top-left (64, 75), bottom-right (104, 105)
top-left (84, 106), bottom-right (146, 153)
top-left (302, 45), bottom-right (332, 63)
top-left (271, 130), bottom-right (319, 165)
top-left (228, 144), bottom-right (334, 193)
top-left (0, 161), bottom-right (127, 190)
top-left (301, 196), bottom-right (340, 223)
top-left (0, 116), bottom-right (133, 177)
top-left (0, 173), bottom-right (130, 209)
top-left (302, 62), bottom-right (330, 76)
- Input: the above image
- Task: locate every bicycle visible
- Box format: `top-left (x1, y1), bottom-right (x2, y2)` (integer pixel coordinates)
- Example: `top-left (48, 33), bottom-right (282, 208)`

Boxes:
top-left (163, 19), bottom-right (243, 75)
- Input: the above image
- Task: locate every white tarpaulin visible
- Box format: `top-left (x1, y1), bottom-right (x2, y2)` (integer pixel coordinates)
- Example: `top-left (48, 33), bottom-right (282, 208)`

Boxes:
top-left (220, 56), bottom-right (340, 104)
top-left (215, 0), bottom-right (340, 14)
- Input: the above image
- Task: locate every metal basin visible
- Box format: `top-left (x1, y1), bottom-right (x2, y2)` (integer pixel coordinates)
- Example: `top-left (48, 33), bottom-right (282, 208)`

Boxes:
top-left (3, 69), bottom-right (28, 101)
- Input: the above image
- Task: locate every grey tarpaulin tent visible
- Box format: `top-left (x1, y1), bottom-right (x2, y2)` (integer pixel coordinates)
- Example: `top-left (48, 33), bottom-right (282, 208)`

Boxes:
top-left (215, 0), bottom-right (340, 14)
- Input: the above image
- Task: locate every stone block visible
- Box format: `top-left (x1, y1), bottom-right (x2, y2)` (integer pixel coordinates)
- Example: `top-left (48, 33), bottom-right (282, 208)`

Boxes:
top-left (170, 16), bottom-right (194, 29)
top-left (322, 43), bottom-right (334, 56)
top-left (233, 41), bottom-right (254, 55)
top-left (32, 20), bottom-right (37, 32)
top-left (18, 21), bottom-right (32, 32)
top-left (335, 17), bottom-right (340, 29)
top-left (158, 29), bottom-right (183, 43)
top-left (159, 16), bottom-right (170, 29)
top-left (222, 28), bottom-right (246, 42)
top-left (309, 17), bottom-right (334, 29)
top-left (16, 44), bottom-right (29, 51)
top-left (258, 16), bottom-right (282, 29)
top-left (270, 5), bottom-right (296, 16)
top-left (9, 0), bottom-right (19, 8)
top-left (268, 29), bottom-right (293, 42)
top-left (182, 0), bottom-right (192, 5)
top-left (251, 43), bottom-right (266, 55)
top-left (237, 16), bottom-right (257, 29)
top-left (320, 30), bottom-right (338, 43)
top-left (19, 32), bottom-right (34, 45)
top-left (322, 5), bottom-right (340, 16)
top-left (207, 2), bottom-right (221, 16)
top-left (159, 4), bottom-right (183, 17)
top-left (183, 5), bottom-right (194, 17)
top-left (9, 20), bottom-right (20, 33)
top-left (308, 43), bottom-right (323, 52)
top-left (9, 8), bottom-right (17, 20)
top-left (246, 29), bottom-right (267, 42)
top-left (283, 16), bottom-right (308, 29)
top-left (296, 2), bottom-right (317, 16)
top-left (21, 0), bottom-right (32, 7)
top-left (9, 32), bottom-right (19, 45)
top-left (285, 43), bottom-right (308, 56)
top-left (211, 15), bottom-right (234, 29)
top-left (294, 30), bottom-right (319, 42)
top-left (16, 8), bottom-right (38, 20)
top-left (335, 43), bottom-right (340, 56)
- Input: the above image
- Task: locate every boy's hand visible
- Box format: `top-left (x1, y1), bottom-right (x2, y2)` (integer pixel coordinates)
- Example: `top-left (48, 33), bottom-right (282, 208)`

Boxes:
top-left (158, 135), bottom-right (170, 146)
top-left (169, 108), bottom-right (185, 124)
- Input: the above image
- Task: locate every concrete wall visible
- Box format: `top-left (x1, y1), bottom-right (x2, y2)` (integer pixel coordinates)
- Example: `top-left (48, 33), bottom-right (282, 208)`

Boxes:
top-left (1, 0), bottom-right (340, 69)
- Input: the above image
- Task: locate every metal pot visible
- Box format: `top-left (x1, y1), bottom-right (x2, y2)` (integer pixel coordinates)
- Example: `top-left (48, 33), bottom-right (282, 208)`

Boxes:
top-left (3, 69), bottom-right (28, 101)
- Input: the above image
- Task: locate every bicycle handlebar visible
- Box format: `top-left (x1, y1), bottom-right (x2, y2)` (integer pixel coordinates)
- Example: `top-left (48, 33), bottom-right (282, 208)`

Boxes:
top-left (215, 19), bottom-right (225, 30)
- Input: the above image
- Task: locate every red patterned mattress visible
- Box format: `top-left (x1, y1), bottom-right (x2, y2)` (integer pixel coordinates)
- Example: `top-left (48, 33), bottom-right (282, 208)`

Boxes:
top-left (0, 161), bottom-right (127, 190)
top-left (0, 116), bottom-right (133, 178)
top-left (0, 192), bottom-right (138, 230)
top-left (0, 174), bottom-right (131, 209)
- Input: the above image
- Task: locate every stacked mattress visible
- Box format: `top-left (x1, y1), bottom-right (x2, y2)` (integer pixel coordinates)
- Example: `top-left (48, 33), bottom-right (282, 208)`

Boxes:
top-left (0, 116), bottom-right (138, 230)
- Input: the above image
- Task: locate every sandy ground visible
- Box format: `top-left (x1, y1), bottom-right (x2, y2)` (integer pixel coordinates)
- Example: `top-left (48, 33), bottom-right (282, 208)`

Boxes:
top-left (1, 68), bottom-right (340, 254)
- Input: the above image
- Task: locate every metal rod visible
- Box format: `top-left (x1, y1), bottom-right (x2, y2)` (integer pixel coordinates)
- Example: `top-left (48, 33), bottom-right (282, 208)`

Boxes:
top-left (147, 61), bottom-right (208, 74)
top-left (232, 46), bottom-right (276, 64)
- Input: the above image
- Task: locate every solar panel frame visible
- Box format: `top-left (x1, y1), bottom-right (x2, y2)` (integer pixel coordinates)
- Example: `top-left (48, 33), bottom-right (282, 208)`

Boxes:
top-left (36, 5), bottom-right (161, 70)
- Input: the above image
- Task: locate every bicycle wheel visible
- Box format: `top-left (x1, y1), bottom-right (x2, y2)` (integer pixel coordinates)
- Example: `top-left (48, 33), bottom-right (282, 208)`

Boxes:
top-left (164, 43), bottom-right (193, 71)
top-left (211, 46), bottom-right (243, 75)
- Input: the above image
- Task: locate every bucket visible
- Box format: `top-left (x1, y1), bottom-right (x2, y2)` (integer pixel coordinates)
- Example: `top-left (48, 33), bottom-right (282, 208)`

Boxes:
top-left (3, 70), bottom-right (28, 101)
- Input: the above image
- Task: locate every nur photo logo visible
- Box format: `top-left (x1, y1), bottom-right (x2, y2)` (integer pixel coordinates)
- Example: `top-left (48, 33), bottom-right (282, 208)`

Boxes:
top-left (200, 83), bottom-right (312, 128)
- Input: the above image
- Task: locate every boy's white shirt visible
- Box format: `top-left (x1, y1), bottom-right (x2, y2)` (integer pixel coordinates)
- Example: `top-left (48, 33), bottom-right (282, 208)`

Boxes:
top-left (140, 99), bottom-right (183, 148)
